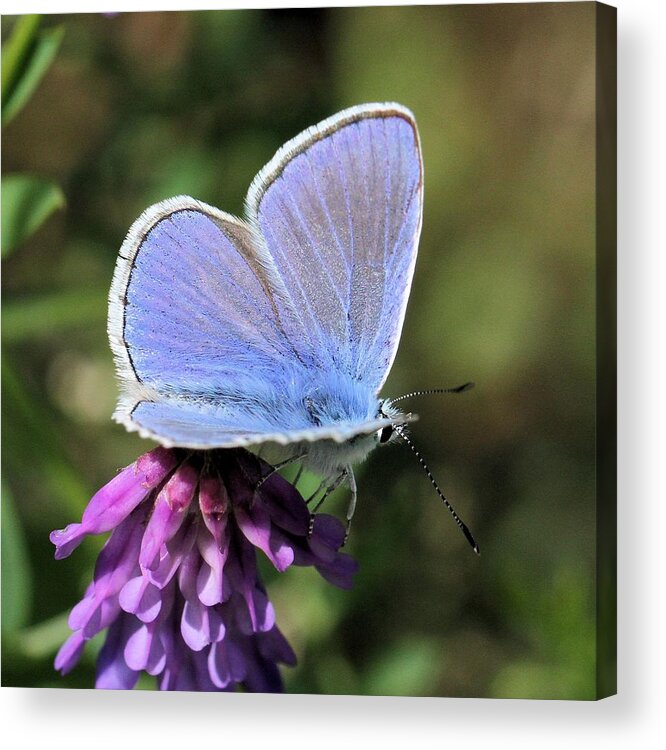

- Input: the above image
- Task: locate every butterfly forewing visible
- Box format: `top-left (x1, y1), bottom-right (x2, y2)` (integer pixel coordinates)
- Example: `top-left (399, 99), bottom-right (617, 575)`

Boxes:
top-left (247, 104), bottom-right (423, 392)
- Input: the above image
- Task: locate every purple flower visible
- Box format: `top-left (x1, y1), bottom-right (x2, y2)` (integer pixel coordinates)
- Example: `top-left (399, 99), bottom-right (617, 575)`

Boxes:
top-left (51, 447), bottom-right (358, 691)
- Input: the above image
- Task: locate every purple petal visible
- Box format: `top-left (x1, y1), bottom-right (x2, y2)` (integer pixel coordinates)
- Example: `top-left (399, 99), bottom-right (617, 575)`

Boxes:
top-left (90, 505), bottom-right (146, 592)
top-left (139, 463), bottom-right (198, 571)
top-left (252, 589), bottom-right (276, 633)
top-left (50, 448), bottom-right (177, 560)
top-left (235, 501), bottom-right (294, 572)
top-left (178, 547), bottom-right (226, 649)
top-left (124, 621), bottom-right (166, 675)
top-left (233, 588), bottom-right (276, 635)
top-left (147, 642), bottom-right (167, 676)
top-left (49, 524), bottom-right (86, 561)
top-left (85, 598), bottom-right (123, 639)
top-left (225, 535), bottom-right (275, 632)
top-left (208, 638), bottom-right (246, 688)
top-left (177, 543), bottom-right (201, 601)
top-left (316, 552), bottom-right (359, 590)
top-left (160, 669), bottom-right (190, 691)
top-left (68, 590), bottom-right (97, 631)
top-left (54, 630), bottom-right (86, 675)
top-left (181, 598), bottom-right (225, 651)
top-left (192, 648), bottom-right (225, 692)
top-left (49, 448), bottom-right (174, 560)
top-left (198, 476), bottom-right (229, 532)
top-left (180, 598), bottom-right (208, 651)
top-left (196, 560), bottom-right (227, 607)
top-left (160, 655), bottom-right (197, 691)
top-left (69, 589), bottom-right (124, 640)
top-left (241, 643), bottom-right (284, 693)
top-left (147, 517), bottom-right (197, 589)
top-left (259, 473), bottom-right (310, 535)
top-left (308, 514), bottom-right (346, 561)
top-left (80, 463), bottom-right (151, 530)
top-left (289, 514), bottom-right (348, 567)
top-left (290, 543), bottom-right (318, 567)
top-left (257, 626), bottom-right (297, 667)
top-left (67, 508), bottom-right (146, 636)
top-left (196, 523), bottom-right (229, 606)
top-left (95, 615), bottom-right (141, 690)
top-left (119, 576), bottom-right (162, 623)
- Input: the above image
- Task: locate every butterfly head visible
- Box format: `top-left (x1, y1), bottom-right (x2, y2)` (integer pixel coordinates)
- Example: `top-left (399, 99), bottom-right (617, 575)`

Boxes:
top-left (375, 398), bottom-right (407, 446)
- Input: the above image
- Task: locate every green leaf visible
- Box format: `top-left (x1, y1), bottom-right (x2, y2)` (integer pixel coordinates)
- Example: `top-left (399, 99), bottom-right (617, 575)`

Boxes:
top-left (1, 482), bottom-right (33, 633)
top-left (2, 21), bottom-right (64, 125)
top-left (1, 174), bottom-right (65, 257)
top-left (1, 15), bottom-right (41, 99)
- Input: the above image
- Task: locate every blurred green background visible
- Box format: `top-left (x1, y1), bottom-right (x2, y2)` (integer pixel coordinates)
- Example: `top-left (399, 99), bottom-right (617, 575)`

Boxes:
top-left (2, 4), bottom-right (598, 698)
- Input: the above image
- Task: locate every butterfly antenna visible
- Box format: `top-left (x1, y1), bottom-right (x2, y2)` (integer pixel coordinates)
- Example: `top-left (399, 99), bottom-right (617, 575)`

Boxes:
top-left (394, 425), bottom-right (479, 555)
top-left (389, 382), bottom-right (475, 406)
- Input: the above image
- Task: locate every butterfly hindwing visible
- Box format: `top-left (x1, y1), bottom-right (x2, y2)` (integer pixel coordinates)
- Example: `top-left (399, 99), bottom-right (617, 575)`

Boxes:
top-left (109, 199), bottom-right (301, 428)
top-left (127, 399), bottom-right (402, 450)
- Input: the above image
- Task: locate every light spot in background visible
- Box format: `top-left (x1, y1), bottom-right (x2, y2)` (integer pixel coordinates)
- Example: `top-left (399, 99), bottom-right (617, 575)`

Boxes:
top-left (47, 351), bottom-right (116, 424)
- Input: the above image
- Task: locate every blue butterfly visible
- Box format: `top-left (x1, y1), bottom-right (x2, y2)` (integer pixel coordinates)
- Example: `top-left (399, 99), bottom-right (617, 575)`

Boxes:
top-left (108, 103), bottom-right (477, 551)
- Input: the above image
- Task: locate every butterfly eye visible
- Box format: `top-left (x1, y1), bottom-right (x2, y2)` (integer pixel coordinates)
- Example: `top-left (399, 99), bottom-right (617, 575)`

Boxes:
top-left (379, 424), bottom-right (394, 444)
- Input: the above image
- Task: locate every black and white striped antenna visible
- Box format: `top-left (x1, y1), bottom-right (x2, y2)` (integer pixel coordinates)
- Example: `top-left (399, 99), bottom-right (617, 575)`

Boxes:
top-left (389, 381), bottom-right (475, 406)
top-left (394, 424), bottom-right (479, 555)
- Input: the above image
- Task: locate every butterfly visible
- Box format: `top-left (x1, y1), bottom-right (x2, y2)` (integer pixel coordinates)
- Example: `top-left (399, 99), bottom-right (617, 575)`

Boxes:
top-left (108, 102), bottom-right (478, 551)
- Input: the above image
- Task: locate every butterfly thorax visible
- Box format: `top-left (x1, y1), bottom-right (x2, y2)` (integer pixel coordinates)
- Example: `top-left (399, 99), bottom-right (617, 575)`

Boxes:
top-left (257, 374), bottom-right (406, 478)
top-left (297, 431), bottom-right (380, 478)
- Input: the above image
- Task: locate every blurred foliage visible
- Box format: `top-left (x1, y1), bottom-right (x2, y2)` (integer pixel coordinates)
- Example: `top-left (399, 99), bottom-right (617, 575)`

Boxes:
top-left (2, 5), bottom-right (601, 698)
top-left (2, 174), bottom-right (65, 256)
top-left (2, 14), bottom-right (64, 125)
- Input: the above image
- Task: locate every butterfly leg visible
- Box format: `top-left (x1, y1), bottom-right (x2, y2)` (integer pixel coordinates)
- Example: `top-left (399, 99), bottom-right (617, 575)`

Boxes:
top-left (271, 452), bottom-right (307, 472)
top-left (305, 477), bottom-right (329, 506)
top-left (307, 472), bottom-right (347, 536)
top-left (291, 464), bottom-right (305, 490)
top-left (342, 466), bottom-right (357, 547)
top-left (256, 450), bottom-right (308, 491)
